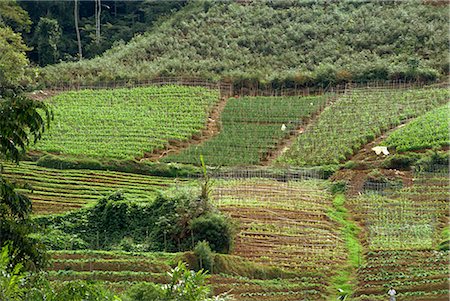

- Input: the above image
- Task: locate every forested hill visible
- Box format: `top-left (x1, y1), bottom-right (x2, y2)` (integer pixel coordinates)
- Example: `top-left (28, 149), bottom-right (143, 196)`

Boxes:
top-left (40, 0), bottom-right (449, 87)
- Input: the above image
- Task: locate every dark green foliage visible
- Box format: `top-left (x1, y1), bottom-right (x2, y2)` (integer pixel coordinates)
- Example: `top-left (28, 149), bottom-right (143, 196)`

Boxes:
top-left (0, 94), bottom-right (52, 164)
top-left (18, 0), bottom-right (188, 62)
top-left (438, 227), bottom-right (449, 251)
top-left (34, 17), bottom-right (61, 66)
top-left (0, 174), bottom-right (48, 272)
top-left (381, 153), bottom-right (421, 170)
top-left (40, 1), bottom-right (448, 86)
top-left (330, 181), bottom-right (348, 195)
top-left (123, 282), bottom-right (165, 301)
top-left (38, 229), bottom-right (87, 250)
top-left (193, 241), bottom-right (214, 272)
top-left (415, 150), bottom-right (449, 172)
top-left (49, 280), bottom-right (118, 301)
top-left (36, 154), bottom-right (201, 178)
top-left (38, 189), bottom-right (234, 254)
top-left (191, 214), bottom-right (234, 254)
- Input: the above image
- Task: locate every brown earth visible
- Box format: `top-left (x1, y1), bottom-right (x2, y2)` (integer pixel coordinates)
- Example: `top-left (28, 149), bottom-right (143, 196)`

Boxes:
top-left (141, 97), bottom-right (228, 161)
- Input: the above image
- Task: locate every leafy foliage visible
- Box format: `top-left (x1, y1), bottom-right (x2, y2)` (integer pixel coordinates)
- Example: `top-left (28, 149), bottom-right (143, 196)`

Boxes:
top-left (34, 17), bottom-right (61, 66)
top-left (40, 1), bottom-right (448, 85)
top-left (33, 85), bottom-right (218, 159)
top-left (0, 243), bottom-right (26, 301)
top-left (19, 1), bottom-right (187, 62)
top-left (0, 95), bottom-right (52, 163)
top-left (38, 189), bottom-right (234, 253)
top-left (384, 103), bottom-right (450, 152)
top-left (165, 95), bottom-right (327, 166)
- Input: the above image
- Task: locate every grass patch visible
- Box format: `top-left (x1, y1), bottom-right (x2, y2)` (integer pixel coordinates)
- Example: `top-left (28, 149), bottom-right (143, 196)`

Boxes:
top-left (327, 194), bottom-right (363, 300)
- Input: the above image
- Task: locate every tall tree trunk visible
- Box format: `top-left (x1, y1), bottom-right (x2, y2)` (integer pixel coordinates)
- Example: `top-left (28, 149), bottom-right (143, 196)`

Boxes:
top-left (95, 0), bottom-right (101, 44)
top-left (74, 0), bottom-right (82, 60)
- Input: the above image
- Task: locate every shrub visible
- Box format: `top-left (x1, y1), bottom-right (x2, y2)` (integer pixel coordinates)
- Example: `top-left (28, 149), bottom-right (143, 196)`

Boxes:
top-left (191, 213), bottom-right (234, 254)
top-left (194, 241), bottom-right (214, 272)
top-left (381, 153), bottom-right (421, 170)
top-left (123, 283), bottom-right (165, 301)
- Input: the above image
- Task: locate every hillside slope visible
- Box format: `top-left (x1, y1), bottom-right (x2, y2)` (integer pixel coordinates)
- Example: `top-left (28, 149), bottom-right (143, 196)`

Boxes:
top-left (41, 1), bottom-right (448, 86)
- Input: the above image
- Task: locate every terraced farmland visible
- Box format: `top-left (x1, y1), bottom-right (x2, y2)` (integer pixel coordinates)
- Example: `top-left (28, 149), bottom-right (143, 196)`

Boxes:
top-left (350, 170), bottom-right (450, 300)
top-left (280, 87), bottom-right (450, 166)
top-left (353, 250), bottom-right (449, 301)
top-left (165, 94), bottom-right (329, 166)
top-left (212, 178), bottom-right (347, 299)
top-left (33, 85), bottom-right (220, 159)
top-left (1, 161), bottom-right (186, 214)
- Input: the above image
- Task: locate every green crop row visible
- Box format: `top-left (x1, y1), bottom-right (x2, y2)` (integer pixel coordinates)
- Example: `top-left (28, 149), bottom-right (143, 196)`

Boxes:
top-left (33, 85), bottom-right (219, 159)
top-left (164, 94), bottom-right (329, 166)
top-left (351, 194), bottom-right (440, 250)
top-left (384, 103), bottom-right (450, 152)
top-left (280, 87), bottom-right (449, 166)
top-left (1, 161), bottom-right (186, 214)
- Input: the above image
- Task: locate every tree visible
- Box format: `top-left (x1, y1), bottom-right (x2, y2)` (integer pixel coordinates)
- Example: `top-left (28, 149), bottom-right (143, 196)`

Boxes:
top-left (34, 17), bottom-right (61, 66)
top-left (0, 2), bottom-right (52, 271)
top-left (74, 0), bottom-right (82, 59)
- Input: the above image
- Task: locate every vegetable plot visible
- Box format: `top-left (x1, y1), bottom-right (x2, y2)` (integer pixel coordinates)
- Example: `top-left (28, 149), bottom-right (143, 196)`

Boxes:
top-left (33, 85), bottom-right (219, 159)
top-left (1, 161), bottom-right (185, 214)
top-left (212, 178), bottom-right (346, 299)
top-left (384, 103), bottom-right (450, 152)
top-left (280, 88), bottom-right (449, 166)
top-left (351, 170), bottom-right (449, 301)
top-left (165, 95), bottom-right (329, 166)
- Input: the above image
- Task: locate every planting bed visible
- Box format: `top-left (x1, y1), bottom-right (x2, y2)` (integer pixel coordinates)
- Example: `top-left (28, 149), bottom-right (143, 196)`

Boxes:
top-left (165, 94), bottom-right (329, 166)
top-left (33, 85), bottom-right (220, 159)
top-left (1, 161), bottom-right (184, 214)
top-left (350, 170), bottom-right (449, 300)
top-left (280, 87), bottom-right (449, 166)
top-left (212, 179), bottom-right (347, 297)
top-left (384, 103), bottom-right (449, 152)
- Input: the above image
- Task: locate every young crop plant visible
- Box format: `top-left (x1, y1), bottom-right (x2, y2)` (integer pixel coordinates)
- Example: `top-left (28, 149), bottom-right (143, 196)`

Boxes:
top-left (384, 103), bottom-right (450, 152)
top-left (33, 85), bottom-right (219, 160)
top-left (164, 94), bottom-right (329, 166)
top-left (280, 87), bottom-right (449, 166)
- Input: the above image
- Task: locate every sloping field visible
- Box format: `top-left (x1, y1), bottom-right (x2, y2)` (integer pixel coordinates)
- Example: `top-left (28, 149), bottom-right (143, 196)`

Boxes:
top-left (384, 103), bottom-right (450, 152)
top-left (349, 171), bottom-right (450, 301)
top-left (279, 87), bottom-right (449, 166)
top-left (212, 179), bottom-right (346, 299)
top-left (164, 94), bottom-right (329, 166)
top-left (33, 85), bottom-right (219, 159)
top-left (1, 161), bottom-right (185, 214)
top-left (44, 178), bottom-right (344, 300)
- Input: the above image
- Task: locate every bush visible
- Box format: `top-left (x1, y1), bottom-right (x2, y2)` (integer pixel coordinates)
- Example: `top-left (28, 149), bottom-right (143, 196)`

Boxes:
top-left (38, 188), bottom-right (235, 254)
top-left (191, 213), bottom-right (234, 254)
top-left (330, 181), bottom-right (348, 194)
top-left (381, 153), bottom-right (421, 170)
top-left (39, 229), bottom-right (88, 250)
top-left (123, 283), bottom-right (165, 301)
top-left (36, 154), bottom-right (201, 177)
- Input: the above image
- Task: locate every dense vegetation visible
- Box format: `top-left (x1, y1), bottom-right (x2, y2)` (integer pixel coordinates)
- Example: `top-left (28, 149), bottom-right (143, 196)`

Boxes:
top-left (279, 87), bottom-right (449, 166)
top-left (165, 94), bottom-right (328, 166)
top-left (384, 103), bottom-right (450, 152)
top-left (37, 189), bottom-right (234, 254)
top-left (40, 1), bottom-right (448, 86)
top-left (1, 161), bottom-right (186, 215)
top-left (2, 1), bottom-right (449, 300)
top-left (18, 0), bottom-right (187, 64)
top-left (33, 85), bottom-right (219, 159)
